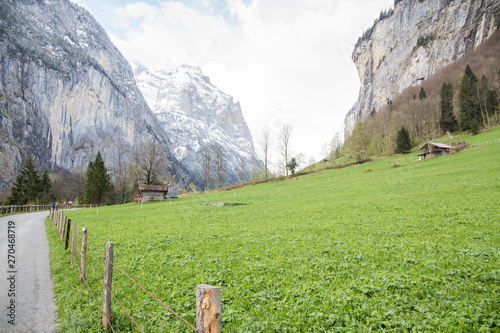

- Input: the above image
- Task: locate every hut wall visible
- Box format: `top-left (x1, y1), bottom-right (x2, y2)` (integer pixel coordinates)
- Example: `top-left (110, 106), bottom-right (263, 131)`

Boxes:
top-left (141, 190), bottom-right (166, 202)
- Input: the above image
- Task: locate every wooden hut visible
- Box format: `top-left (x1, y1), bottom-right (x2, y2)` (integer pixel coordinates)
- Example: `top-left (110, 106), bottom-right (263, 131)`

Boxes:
top-left (418, 142), bottom-right (452, 160)
top-left (138, 185), bottom-right (169, 202)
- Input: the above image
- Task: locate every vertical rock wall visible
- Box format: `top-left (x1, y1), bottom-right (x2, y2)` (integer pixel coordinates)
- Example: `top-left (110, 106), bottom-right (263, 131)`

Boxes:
top-left (345, 0), bottom-right (500, 135)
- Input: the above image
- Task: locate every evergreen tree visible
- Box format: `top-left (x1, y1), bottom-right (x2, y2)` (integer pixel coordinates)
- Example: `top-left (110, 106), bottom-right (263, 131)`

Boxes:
top-left (396, 126), bottom-right (412, 154)
top-left (419, 87), bottom-right (427, 100)
top-left (286, 157), bottom-right (298, 176)
top-left (83, 151), bottom-right (113, 206)
top-left (439, 82), bottom-right (458, 133)
top-left (6, 155), bottom-right (42, 205)
top-left (486, 89), bottom-right (499, 117)
top-left (458, 65), bottom-right (481, 132)
top-left (40, 169), bottom-right (52, 204)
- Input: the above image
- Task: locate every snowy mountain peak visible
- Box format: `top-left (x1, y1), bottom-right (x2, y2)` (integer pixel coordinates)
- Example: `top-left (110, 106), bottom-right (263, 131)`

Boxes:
top-left (134, 63), bottom-right (259, 187)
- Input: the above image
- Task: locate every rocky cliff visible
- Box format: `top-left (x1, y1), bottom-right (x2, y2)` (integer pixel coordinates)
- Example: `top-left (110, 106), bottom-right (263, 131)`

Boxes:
top-left (0, 0), bottom-right (189, 189)
top-left (133, 63), bottom-right (259, 186)
top-left (345, 0), bottom-right (500, 135)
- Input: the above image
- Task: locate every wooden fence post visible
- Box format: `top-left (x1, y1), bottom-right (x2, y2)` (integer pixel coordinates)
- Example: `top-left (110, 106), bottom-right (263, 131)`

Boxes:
top-left (80, 227), bottom-right (87, 284)
top-left (61, 216), bottom-right (67, 242)
top-left (102, 242), bottom-right (114, 331)
top-left (196, 285), bottom-right (221, 333)
top-left (71, 221), bottom-right (78, 263)
top-left (59, 211), bottom-right (64, 237)
top-left (65, 219), bottom-right (71, 250)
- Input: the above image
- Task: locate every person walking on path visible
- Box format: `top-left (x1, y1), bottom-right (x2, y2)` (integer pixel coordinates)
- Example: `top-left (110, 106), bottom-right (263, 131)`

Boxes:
top-left (0, 211), bottom-right (57, 332)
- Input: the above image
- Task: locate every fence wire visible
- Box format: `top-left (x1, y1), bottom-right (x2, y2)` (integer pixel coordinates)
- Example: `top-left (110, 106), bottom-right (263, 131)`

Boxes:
top-left (89, 242), bottom-right (197, 331)
top-left (58, 215), bottom-right (195, 332)
top-left (80, 254), bottom-right (117, 333)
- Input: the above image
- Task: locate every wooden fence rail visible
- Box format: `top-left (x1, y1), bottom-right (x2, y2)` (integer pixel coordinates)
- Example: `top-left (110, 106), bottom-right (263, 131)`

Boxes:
top-left (1, 204), bottom-right (97, 215)
top-left (0, 205), bottom-right (51, 214)
top-left (51, 209), bottom-right (221, 332)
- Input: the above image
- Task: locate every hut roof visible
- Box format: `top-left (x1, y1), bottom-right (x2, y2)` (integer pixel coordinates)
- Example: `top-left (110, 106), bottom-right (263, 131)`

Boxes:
top-left (420, 142), bottom-right (452, 150)
top-left (138, 185), bottom-right (168, 191)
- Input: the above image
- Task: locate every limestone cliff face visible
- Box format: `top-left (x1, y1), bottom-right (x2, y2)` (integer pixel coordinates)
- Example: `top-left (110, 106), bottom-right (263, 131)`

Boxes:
top-left (0, 0), bottom-right (189, 189)
top-left (345, 0), bottom-right (500, 135)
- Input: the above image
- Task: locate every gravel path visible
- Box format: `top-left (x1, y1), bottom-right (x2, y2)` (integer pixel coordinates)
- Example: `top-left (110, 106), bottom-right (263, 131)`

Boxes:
top-left (0, 211), bottom-right (57, 332)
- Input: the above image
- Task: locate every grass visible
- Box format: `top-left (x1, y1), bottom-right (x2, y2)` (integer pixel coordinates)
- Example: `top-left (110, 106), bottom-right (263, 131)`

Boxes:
top-left (46, 128), bottom-right (500, 332)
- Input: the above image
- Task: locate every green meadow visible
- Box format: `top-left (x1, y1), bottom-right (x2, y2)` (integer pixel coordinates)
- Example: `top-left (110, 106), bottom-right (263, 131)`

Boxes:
top-left (47, 127), bottom-right (500, 332)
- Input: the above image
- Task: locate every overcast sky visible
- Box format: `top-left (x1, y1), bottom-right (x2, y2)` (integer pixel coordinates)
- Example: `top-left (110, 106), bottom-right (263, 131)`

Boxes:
top-left (72, 0), bottom-right (393, 164)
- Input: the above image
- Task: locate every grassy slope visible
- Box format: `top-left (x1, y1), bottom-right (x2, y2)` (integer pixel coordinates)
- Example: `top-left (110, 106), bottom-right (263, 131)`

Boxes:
top-left (47, 127), bottom-right (500, 332)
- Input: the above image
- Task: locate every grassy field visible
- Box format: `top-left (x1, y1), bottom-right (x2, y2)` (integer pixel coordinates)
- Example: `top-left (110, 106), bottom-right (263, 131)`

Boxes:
top-left (47, 127), bottom-right (500, 332)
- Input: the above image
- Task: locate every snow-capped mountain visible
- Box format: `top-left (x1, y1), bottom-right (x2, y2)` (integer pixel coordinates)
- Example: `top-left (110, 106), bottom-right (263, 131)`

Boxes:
top-left (132, 62), bottom-right (260, 187)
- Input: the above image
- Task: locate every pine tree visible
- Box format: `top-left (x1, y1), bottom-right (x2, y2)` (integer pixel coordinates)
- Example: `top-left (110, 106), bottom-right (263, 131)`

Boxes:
top-left (6, 155), bottom-right (42, 205)
top-left (458, 65), bottom-right (481, 132)
top-left (439, 82), bottom-right (458, 133)
top-left (286, 157), bottom-right (298, 176)
top-left (419, 87), bottom-right (427, 100)
top-left (396, 126), bottom-right (412, 154)
top-left (40, 169), bottom-right (52, 204)
top-left (83, 151), bottom-right (113, 206)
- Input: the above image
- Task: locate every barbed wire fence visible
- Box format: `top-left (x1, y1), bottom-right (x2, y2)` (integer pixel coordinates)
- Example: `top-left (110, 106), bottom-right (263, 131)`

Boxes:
top-left (49, 208), bottom-right (220, 332)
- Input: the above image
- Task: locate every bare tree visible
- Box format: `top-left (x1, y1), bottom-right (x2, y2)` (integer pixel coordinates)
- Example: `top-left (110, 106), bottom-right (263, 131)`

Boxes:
top-left (200, 144), bottom-right (212, 191)
top-left (112, 144), bottom-right (135, 204)
top-left (49, 167), bottom-right (86, 203)
top-left (295, 153), bottom-right (306, 171)
top-left (258, 126), bottom-right (272, 179)
top-left (329, 132), bottom-right (343, 159)
top-left (134, 141), bottom-right (171, 185)
top-left (321, 142), bottom-right (329, 159)
top-left (212, 142), bottom-right (225, 188)
top-left (278, 124), bottom-right (293, 176)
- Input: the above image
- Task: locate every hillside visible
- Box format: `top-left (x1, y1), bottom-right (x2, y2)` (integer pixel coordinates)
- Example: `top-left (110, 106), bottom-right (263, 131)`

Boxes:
top-left (345, 0), bottom-right (500, 134)
top-left (47, 126), bottom-right (500, 331)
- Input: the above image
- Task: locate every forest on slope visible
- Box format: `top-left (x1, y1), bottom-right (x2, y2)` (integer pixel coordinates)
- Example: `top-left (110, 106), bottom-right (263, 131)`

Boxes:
top-left (339, 29), bottom-right (500, 163)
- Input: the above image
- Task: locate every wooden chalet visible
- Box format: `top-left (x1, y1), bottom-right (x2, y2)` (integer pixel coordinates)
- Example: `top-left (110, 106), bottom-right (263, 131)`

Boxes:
top-left (418, 142), bottom-right (452, 160)
top-left (137, 185), bottom-right (169, 203)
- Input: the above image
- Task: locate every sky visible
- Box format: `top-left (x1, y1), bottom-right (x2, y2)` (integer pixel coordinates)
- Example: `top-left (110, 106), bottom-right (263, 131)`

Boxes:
top-left (71, 0), bottom-right (394, 164)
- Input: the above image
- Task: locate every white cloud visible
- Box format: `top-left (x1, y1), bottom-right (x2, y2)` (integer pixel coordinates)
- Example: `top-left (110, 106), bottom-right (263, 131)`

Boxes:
top-left (108, 0), bottom-right (393, 161)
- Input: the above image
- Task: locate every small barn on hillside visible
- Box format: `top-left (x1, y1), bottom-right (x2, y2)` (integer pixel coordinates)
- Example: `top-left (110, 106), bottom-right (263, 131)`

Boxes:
top-left (138, 185), bottom-right (168, 202)
top-left (418, 142), bottom-right (452, 160)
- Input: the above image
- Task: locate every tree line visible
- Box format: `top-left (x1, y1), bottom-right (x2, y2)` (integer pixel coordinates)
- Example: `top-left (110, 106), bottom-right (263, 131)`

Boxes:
top-left (253, 123), bottom-right (305, 181)
top-left (2, 140), bottom-right (178, 206)
top-left (338, 64), bottom-right (499, 164)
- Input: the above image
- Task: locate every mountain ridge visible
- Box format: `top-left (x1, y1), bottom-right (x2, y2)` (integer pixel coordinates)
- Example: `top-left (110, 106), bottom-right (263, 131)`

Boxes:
top-left (132, 61), bottom-right (259, 187)
top-left (0, 0), bottom-right (190, 189)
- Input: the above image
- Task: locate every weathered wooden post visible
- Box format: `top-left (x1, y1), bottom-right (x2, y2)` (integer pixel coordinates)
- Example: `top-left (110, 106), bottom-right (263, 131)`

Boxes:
top-left (80, 227), bottom-right (87, 284)
top-left (102, 242), bottom-right (114, 331)
top-left (196, 285), bottom-right (221, 333)
top-left (61, 216), bottom-right (67, 242)
top-left (59, 211), bottom-right (64, 236)
top-left (71, 221), bottom-right (78, 263)
top-left (65, 219), bottom-right (71, 250)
